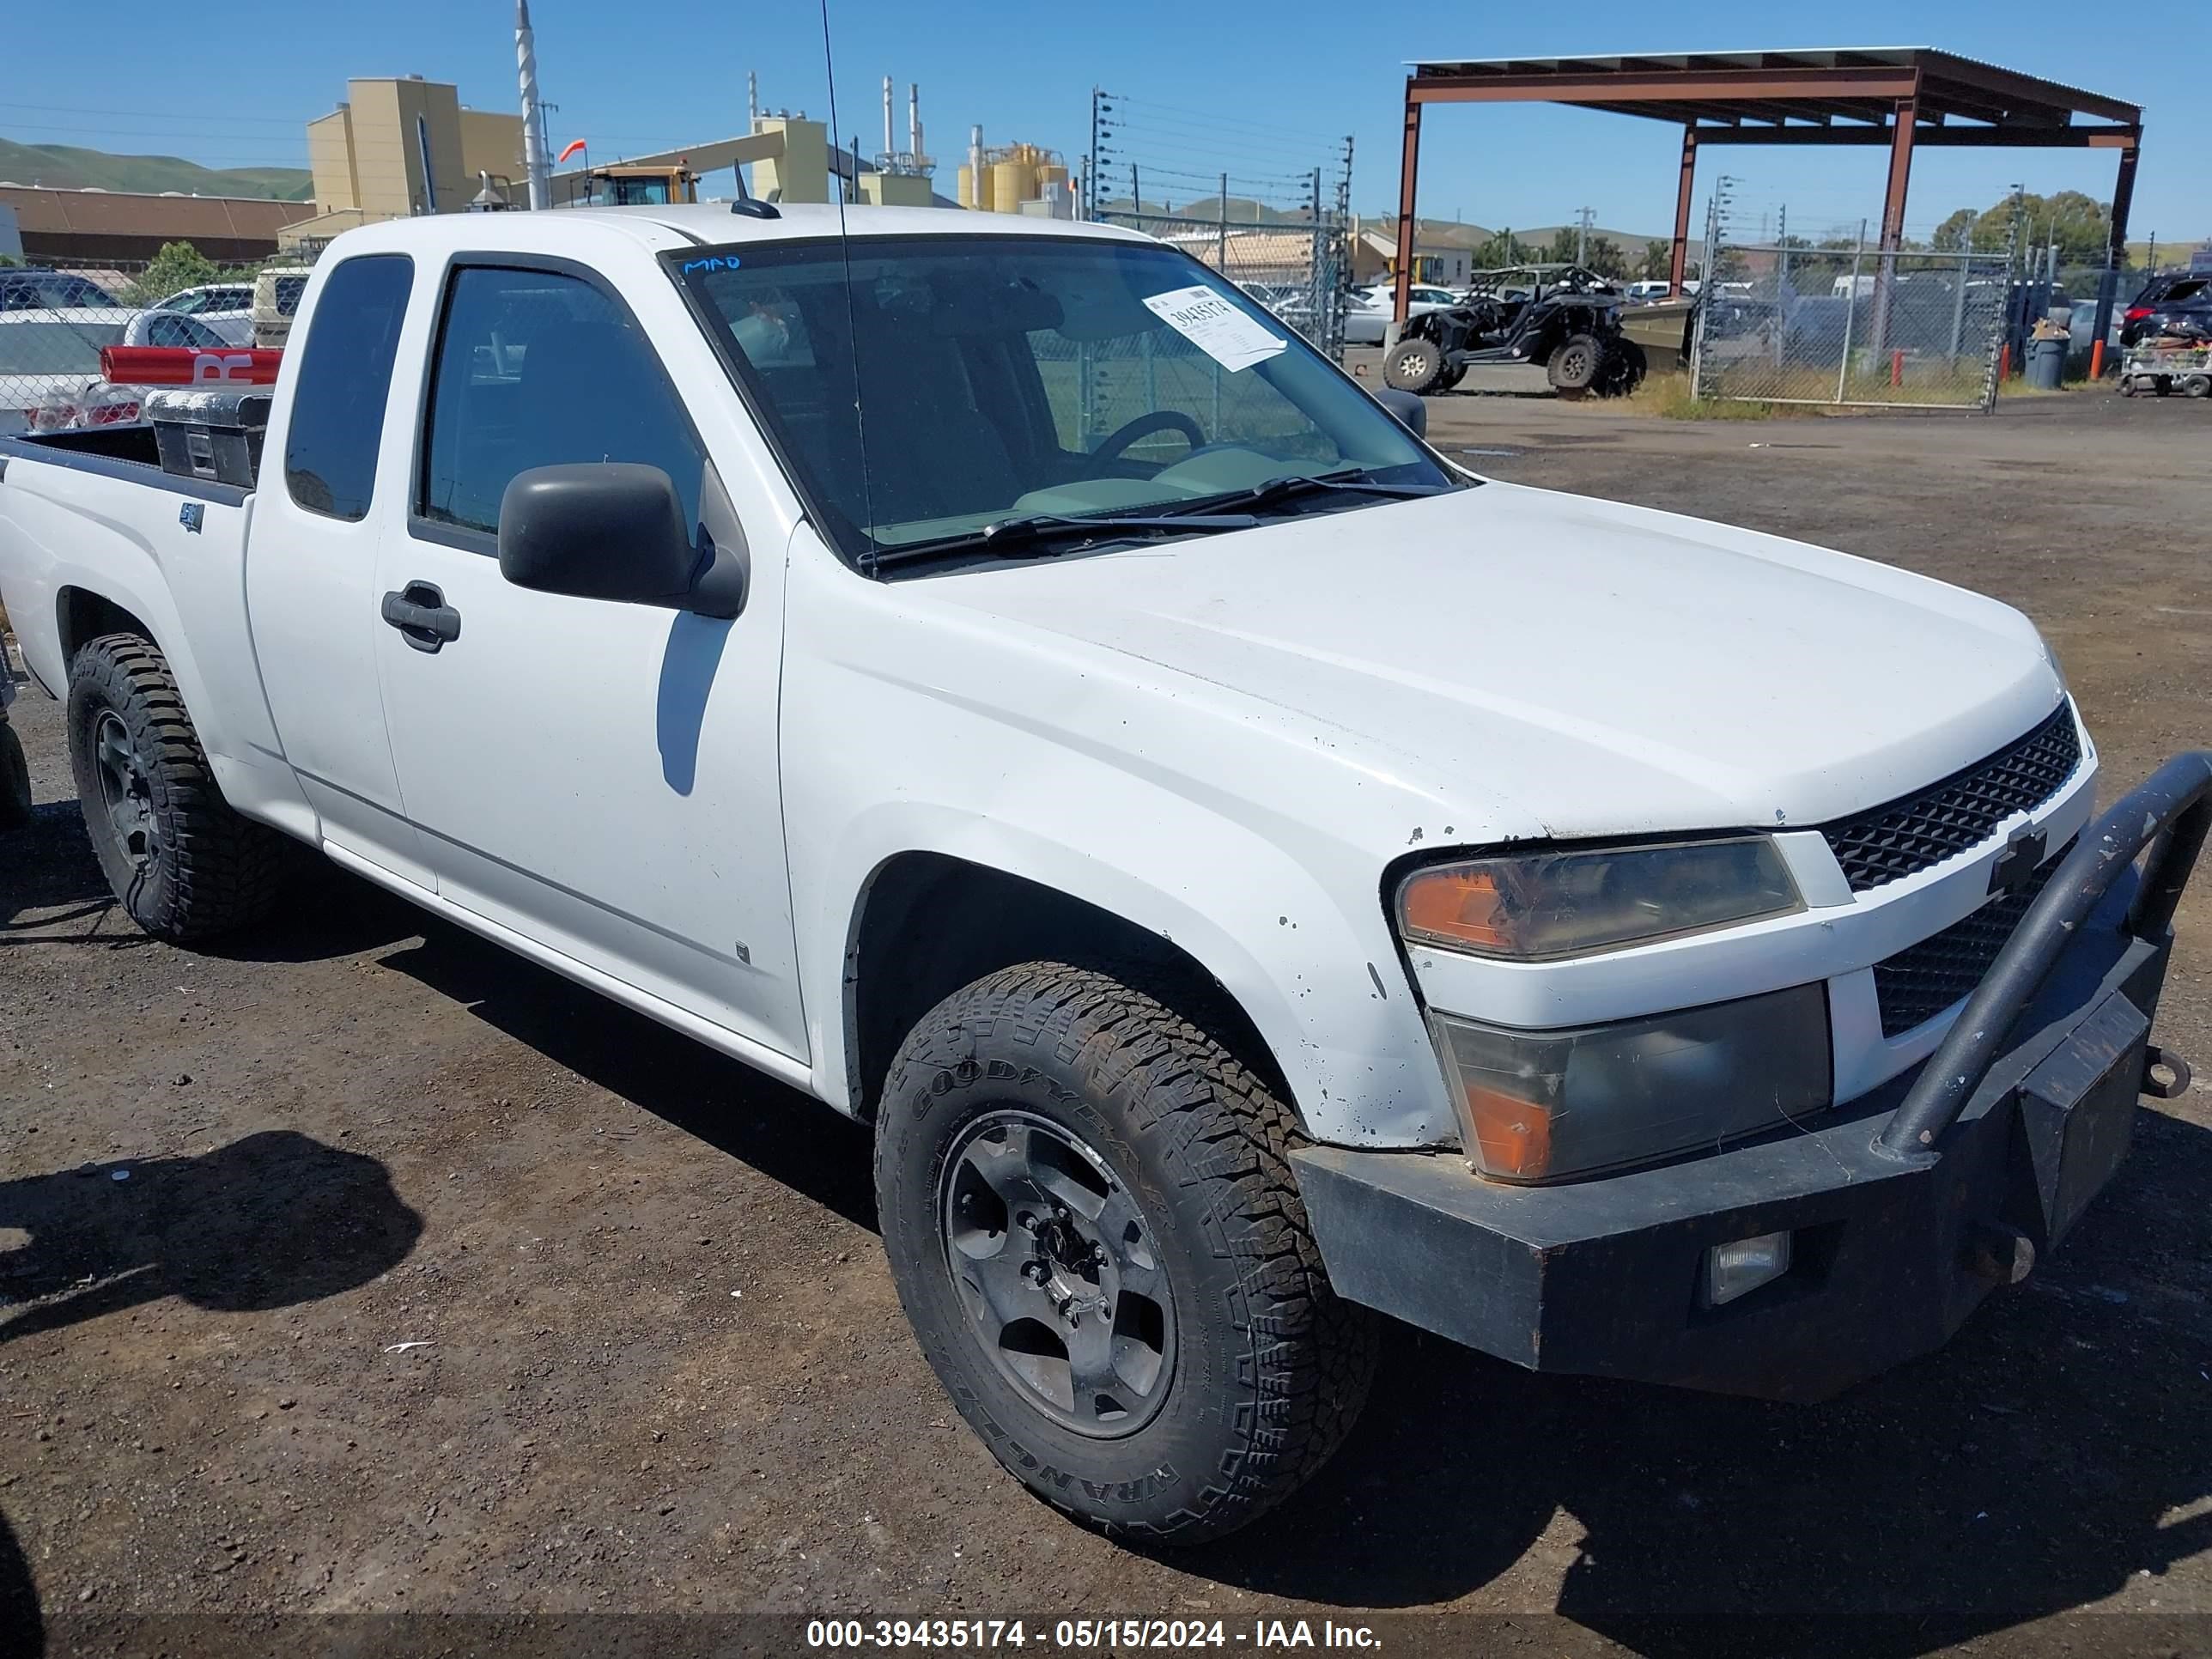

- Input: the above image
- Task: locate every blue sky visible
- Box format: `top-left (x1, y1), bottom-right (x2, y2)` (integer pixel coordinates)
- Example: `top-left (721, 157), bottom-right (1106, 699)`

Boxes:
top-left (3, 2), bottom-right (2200, 250)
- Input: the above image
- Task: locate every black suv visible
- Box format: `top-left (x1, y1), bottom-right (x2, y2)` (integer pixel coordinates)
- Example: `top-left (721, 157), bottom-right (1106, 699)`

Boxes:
top-left (2120, 272), bottom-right (2212, 348)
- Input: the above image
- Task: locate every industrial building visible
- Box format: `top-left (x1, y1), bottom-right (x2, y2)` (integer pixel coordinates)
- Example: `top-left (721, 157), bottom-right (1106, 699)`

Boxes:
top-left (288, 75), bottom-right (528, 246)
top-left (0, 185), bottom-right (313, 264)
top-left (957, 142), bottom-right (1074, 217)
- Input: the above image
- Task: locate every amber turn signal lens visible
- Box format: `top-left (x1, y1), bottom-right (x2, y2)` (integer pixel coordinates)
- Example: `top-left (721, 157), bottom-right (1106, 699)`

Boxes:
top-left (1459, 1082), bottom-right (1553, 1179)
top-left (1400, 866), bottom-right (1512, 951)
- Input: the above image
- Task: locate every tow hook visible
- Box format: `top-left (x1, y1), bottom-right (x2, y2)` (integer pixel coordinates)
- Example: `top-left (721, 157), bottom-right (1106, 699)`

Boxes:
top-left (2143, 1046), bottom-right (2192, 1100)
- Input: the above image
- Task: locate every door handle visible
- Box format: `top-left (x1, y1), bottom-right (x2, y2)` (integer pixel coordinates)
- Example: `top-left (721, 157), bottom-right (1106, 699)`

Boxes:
top-left (381, 581), bottom-right (462, 653)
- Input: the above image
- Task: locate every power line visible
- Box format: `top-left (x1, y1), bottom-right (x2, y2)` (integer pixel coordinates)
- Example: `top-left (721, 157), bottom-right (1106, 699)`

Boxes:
top-left (0, 100), bottom-right (313, 125)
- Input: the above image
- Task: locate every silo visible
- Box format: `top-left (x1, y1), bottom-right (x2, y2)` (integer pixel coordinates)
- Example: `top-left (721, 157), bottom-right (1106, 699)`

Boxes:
top-left (990, 158), bottom-right (1033, 214)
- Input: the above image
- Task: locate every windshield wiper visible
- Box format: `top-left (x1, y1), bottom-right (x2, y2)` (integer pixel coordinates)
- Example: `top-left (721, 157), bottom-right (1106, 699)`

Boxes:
top-left (1224, 469), bottom-right (1458, 513)
top-left (869, 509), bottom-right (1260, 572)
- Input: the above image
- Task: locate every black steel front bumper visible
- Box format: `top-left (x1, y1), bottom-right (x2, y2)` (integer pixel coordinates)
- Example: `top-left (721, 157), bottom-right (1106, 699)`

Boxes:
top-left (1293, 752), bottom-right (2211, 1403)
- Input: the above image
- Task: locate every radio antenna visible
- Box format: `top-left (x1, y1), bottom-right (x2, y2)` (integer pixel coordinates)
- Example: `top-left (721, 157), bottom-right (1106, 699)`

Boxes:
top-left (817, 0), bottom-right (878, 574)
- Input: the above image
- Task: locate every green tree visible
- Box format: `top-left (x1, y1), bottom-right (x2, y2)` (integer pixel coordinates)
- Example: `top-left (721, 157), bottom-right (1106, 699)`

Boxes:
top-left (1582, 234), bottom-right (1626, 276)
top-left (1635, 239), bottom-right (1672, 283)
top-left (1929, 191), bottom-right (2112, 261)
top-left (1931, 207), bottom-right (1978, 251)
top-left (1472, 228), bottom-right (1528, 269)
top-left (130, 240), bottom-right (218, 307)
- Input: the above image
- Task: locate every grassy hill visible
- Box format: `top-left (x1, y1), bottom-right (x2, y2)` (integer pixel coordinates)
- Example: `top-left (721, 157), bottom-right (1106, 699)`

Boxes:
top-left (0, 140), bottom-right (311, 201)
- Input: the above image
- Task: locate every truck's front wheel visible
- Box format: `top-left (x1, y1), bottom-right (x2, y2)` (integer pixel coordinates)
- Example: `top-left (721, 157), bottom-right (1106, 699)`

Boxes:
top-left (876, 962), bottom-right (1376, 1544)
top-left (66, 633), bottom-right (287, 942)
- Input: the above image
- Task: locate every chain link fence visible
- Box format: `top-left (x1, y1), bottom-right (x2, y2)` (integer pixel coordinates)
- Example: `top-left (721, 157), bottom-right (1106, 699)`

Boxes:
top-left (1, 247), bottom-right (318, 436)
top-left (1090, 208), bottom-right (1347, 362)
top-left (1692, 240), bottom-right (2013, 410)
top-left (1089, 92), bottom-right (1353, 360)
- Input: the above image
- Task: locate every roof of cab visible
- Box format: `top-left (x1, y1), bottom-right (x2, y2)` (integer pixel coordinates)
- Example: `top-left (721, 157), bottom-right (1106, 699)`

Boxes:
top-left (324, 203), bottom-right (1152, 262)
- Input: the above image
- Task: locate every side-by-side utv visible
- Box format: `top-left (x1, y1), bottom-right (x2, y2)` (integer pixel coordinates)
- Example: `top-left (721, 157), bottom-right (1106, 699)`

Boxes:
top-left (1381, 264), bottom-right (1646, 399)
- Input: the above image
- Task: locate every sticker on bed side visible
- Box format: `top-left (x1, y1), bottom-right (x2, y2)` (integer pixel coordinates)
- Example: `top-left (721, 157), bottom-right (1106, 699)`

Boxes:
top-left (1140, 286), bottom-right (1287, 373)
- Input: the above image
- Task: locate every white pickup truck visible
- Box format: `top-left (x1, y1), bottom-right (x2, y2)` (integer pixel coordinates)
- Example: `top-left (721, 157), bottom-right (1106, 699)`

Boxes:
top-left (2, 204), bottom-right (2204, 1543)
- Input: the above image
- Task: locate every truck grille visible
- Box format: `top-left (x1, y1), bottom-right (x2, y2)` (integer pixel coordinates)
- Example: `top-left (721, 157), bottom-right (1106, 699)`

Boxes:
top-left (1819, 702), bottom-right (2081, 892)
top-left (1873, 848), bottom-right (2067, 1038)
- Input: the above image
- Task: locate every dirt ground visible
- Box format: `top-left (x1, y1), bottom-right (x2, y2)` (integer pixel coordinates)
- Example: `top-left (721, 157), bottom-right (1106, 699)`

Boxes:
top-left (4, 386), bottom-right (2210, 1657)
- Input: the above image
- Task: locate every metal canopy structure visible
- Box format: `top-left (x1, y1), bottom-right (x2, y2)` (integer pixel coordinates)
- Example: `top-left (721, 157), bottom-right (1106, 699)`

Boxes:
top-left (1392, 46), bottom-right (2143, 348)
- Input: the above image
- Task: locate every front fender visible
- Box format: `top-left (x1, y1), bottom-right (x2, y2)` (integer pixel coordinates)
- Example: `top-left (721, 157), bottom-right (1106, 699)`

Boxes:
top-left (779, 543), bottom-right (1459, 1149)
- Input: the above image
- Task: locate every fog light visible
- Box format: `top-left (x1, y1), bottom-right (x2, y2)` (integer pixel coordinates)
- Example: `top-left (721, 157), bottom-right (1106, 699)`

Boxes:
top-left (1704, 1231), bottom-right (1793, 1308)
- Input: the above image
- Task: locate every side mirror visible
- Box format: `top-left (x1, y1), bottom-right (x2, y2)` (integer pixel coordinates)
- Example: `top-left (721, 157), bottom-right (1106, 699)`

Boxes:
top-left (498, 463), bottom-right (740, 617)
top-left (1375, 386), bottom-right (1428, 439)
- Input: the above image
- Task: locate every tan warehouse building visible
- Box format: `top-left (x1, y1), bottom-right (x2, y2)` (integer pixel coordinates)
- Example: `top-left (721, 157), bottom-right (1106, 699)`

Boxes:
top-left (288, 76), bottom-right (526, 246)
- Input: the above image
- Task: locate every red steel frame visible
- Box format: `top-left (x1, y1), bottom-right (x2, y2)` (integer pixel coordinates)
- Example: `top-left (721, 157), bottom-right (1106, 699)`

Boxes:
top-left (1389, 51), bottom-right (2142, 349)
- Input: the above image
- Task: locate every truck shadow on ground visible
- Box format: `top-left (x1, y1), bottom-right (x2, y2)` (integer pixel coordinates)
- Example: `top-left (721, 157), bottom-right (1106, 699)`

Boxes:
top-left (0, 1130), bottom-right (423, 1346)
top-left (0, 801), bottom-right (124, 940)
top-left (1191, 1099), bottom-right (2212, 1652)
top-left (0, 1512), bottom-right (36, 1659)
top-left (0, 1131), bottom-right (422, 1657)
top-left (374, 923), bottom-right (878, 1232)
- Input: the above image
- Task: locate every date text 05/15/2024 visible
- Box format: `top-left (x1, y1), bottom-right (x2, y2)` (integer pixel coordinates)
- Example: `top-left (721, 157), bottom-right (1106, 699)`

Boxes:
top-left (805, 1620), bottom-right (1382, 1649)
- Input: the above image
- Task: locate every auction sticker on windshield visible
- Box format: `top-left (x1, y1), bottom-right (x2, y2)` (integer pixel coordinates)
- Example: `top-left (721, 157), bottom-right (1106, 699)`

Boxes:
top-left (1140, 285), bottom-right (1287, 373)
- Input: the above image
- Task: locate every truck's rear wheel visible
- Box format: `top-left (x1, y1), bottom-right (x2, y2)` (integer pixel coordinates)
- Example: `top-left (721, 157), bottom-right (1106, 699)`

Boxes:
top-left (65, 633), bottom-right (287, 942)
top-left (876, 962), bottom-right (1376, 1543)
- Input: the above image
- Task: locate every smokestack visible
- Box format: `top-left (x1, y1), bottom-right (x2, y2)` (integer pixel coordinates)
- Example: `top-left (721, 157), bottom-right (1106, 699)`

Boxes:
top-left (747, 70), bottom-right (759, 131)
top-left (969, 124), bottom-right (984, 210)
top-left (882, 76), bottom-right (895, 161)
top-left (516, 0), bottom-right (550, 210)
top-left (908, 83), bottom-right (921, 161)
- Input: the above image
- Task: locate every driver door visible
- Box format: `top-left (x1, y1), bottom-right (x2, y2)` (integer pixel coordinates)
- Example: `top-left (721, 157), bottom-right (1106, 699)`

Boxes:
top-left (371, 258), bottom-right (806, 1060)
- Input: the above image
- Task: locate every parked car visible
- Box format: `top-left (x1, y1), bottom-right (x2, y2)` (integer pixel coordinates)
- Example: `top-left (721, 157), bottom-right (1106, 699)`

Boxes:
top-left (0, 308), bottom-right (228, 434)
top-left (1342, 283), bottom-right (1460, 345)
top-left (148, 283), bottom-right (257, 346)
top-left (2120, 272), bottom-right (2212, 348)
top-left (0, 267), bottom-right (124, 311)
top-left (2, 205), bottom-right (2203, 1545)
top-left (1624, 279), bottom-right (1674, 303)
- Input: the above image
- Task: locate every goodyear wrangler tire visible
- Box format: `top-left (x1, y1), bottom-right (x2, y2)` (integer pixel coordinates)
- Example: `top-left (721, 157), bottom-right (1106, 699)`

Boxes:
top-left (65, 633), bottom-right (288, 942)
top-left (876, 962), bottom-right (1377, 1544)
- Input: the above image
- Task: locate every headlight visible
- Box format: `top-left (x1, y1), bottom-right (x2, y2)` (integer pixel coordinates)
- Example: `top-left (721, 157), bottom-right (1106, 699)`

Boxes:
top-left (1396, 836), bottom-right (1802, 961)
top-left (1429, 985), bottom-right (1832, 1182)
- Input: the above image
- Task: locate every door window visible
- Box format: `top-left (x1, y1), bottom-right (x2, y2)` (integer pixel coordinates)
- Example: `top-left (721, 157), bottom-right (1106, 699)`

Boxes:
top-left (418, 265), bottom-right (705, 541)
top-left (283, 254), bottom-right (413, 522)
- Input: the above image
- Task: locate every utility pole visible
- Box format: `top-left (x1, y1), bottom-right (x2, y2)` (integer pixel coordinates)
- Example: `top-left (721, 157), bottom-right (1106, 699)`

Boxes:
top-left (1575, 204), bottom-right (1594, 265)
top-left (515, 0), bottom-right (552, 210)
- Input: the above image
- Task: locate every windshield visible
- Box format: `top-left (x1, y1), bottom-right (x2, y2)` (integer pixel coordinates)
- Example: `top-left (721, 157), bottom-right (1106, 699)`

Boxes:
top-left (671, 233), bottom-right (1449, 563)
top-left (0, 320), bottom-right (125, 374)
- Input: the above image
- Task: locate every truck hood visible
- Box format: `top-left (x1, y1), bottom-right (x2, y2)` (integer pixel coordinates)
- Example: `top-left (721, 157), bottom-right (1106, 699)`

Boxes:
top-left (927, 481), bottom-right (2067, 840)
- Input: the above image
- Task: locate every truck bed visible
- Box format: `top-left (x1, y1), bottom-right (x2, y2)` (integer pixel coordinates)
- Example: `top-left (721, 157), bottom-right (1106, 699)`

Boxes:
top-left (0, 423), bottom-right (287, 822)
top-left (0, 423), bottom-right (248, 507)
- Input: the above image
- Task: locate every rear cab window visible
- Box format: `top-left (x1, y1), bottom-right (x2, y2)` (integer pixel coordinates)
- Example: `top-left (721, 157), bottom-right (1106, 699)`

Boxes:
top-left (283, 254), bottom-right (413, 521)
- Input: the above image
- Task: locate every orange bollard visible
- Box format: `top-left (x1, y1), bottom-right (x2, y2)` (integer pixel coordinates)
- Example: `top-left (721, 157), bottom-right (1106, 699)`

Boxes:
top-left (1891, 349), bottom-right (1905, 387)
top-left (1998, 343), bottom-right (2011, 381)
top-left (2091, 338), bottom-right (2106, 380)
